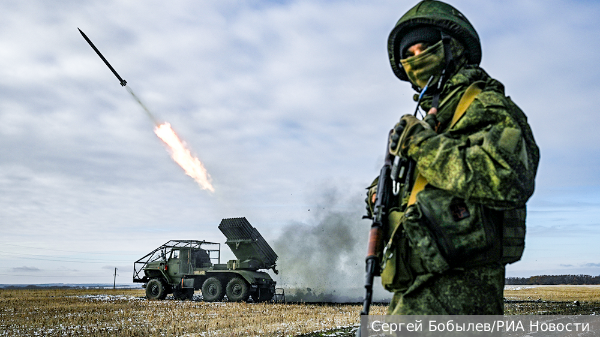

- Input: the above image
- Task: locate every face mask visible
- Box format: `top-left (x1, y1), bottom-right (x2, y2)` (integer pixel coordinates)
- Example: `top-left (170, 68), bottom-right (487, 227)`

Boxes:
top-left (400, 40), bottom-right (445, 89)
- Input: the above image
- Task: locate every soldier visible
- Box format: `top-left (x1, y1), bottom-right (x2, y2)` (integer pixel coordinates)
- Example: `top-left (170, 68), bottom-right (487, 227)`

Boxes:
top-left (366, 0), bottom-right (540, 314)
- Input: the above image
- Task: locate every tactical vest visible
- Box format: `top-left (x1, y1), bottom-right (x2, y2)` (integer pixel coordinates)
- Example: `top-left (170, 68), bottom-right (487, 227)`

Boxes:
top-left (380, 81), bottom-right (527, 292)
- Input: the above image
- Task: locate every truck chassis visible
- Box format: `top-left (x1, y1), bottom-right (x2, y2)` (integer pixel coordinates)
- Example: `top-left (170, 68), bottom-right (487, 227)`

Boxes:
top-left (133, 218), bottom-right (278, 302)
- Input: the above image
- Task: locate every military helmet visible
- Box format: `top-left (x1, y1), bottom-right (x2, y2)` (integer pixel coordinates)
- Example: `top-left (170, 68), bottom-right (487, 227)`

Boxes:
top-left (388, 0), bottom-right (481, 82)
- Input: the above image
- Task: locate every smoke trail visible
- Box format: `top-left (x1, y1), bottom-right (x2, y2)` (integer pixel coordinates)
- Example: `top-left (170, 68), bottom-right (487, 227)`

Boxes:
top-left (126, 86), bottom-right (159, 126)
top-left (272, 185), bottom-right (389, 303)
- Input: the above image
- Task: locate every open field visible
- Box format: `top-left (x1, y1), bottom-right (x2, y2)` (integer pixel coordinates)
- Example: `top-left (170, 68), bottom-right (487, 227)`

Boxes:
top-left (1, 286), bottom-right (599, 336)
top-left (0, 288), bottom-right (386, 336)
top-left (504, 285), bottom-right (600, 315)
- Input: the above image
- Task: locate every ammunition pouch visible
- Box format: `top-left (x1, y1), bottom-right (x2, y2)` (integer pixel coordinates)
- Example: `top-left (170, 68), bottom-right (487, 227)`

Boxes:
top-left (381, 210), bottom-right (414, 293)
top-left (415, 186), bottom-right (503, 270)
top-left (500, 206), bottom-right (526, 264)
top-left (382, 186), bottom-right (505, 291)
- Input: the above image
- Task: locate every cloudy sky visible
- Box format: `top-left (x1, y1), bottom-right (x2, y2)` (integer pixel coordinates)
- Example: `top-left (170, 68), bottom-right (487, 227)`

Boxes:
top-left (1, 0), bottom-right (599, 290)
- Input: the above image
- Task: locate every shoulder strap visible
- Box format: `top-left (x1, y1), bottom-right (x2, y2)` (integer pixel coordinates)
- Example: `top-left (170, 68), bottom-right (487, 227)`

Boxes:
top-left (450, 80), bottom-right (484, 128)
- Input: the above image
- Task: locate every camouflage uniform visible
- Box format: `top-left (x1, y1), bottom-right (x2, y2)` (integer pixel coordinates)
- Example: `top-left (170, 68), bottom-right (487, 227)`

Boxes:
top-left (370, 0), bottom-right (540, 315)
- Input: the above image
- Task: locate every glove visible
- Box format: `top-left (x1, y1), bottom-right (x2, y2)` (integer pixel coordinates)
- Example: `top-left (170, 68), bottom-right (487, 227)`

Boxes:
top-left (390, 114), bottom-right (436, 157)
top-left (364, 177), bottom-right (378, 219)
top-left (389, 119), bottom-right (407, 156)
top-left (423, 112), bottom-right (438, 130)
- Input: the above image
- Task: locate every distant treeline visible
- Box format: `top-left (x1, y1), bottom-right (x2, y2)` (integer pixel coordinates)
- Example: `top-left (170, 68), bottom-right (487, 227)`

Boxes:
top-left (506, 275), bottom-right (600, 285)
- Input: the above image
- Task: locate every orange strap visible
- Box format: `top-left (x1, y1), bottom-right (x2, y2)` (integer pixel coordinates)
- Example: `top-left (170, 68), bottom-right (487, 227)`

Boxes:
top-left (406, 81), bottom-right (484, 206)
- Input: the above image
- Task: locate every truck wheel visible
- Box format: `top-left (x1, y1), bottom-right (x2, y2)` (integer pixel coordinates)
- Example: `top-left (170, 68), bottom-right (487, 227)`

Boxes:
top-left (146, 279), bottom-right (167, 300)
top-left (226, 277), bottom-right (250, 302)
top-left (201, 277), bottom-right (224, 302)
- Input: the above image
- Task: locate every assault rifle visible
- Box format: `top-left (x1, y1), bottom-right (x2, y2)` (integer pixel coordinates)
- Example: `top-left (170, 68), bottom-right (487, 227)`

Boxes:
top-left (359, 137), bottom-right (393, 318)
top-left (358, 140), bottom-right (421, 337)
top-left (358, 79), bottom-right (434, 335)
top-left (356, 135), bottom-right (401, 336)
top-left (358, 132), bottom-right (413, 316)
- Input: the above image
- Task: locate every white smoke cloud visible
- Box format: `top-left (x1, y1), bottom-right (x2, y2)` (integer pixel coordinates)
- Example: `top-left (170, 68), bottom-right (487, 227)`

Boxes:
top-left (271, 185), bottom-right (389, 302)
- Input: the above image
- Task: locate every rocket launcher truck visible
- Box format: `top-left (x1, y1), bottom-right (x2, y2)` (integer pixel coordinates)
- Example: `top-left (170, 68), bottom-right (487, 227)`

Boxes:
top-left (133, 217), bottom-right (278, 302)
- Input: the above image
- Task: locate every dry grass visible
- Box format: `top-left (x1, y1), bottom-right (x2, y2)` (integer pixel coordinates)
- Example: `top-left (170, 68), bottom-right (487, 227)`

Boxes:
top-left (3, 286), bottom-right (599, 336)
top-left (0, 288), bottom-right (386, 336)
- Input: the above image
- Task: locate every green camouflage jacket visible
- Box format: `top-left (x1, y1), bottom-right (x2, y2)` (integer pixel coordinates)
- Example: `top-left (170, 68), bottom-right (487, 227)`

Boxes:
top-left (407, 66), bottom-right (539, 210)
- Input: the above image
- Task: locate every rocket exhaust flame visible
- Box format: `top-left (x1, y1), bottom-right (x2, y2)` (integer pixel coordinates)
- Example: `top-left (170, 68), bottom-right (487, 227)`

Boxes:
top-left (127, 87), bottom-right (214, 192)
top-left (126, 87), bottom-right (214, 192)
top-left (154, 122), bottom-right (215, 192)
top-left (127, 87), bottom-right (215, 193)
top-left (127, 88), bottom-right (214, 193)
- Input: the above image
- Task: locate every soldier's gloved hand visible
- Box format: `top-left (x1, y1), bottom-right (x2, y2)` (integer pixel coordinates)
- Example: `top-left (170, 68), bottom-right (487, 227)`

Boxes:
top-left (396, 114), bottom-right (433, 157)
top-left (364, 195), bottom-right (373, 219)
top-left (364, 177), bottom-right (378, 219)
top-left (423, 112), bottom-right (438, 131)
top-left (389, 119), bottom-right (408, 156)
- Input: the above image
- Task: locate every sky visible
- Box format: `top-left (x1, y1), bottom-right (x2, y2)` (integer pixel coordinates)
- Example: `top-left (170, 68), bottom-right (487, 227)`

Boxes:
top-left (1, 0), bottom-right (599, 292)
